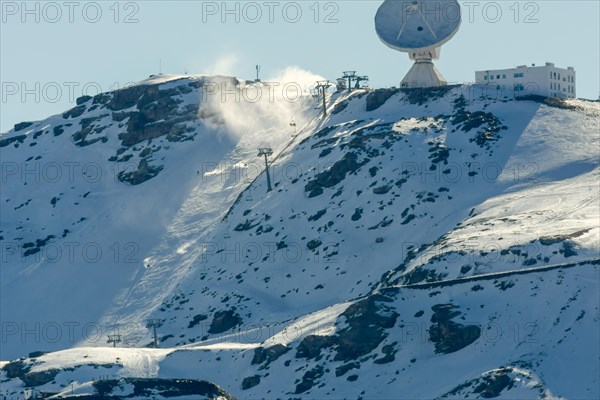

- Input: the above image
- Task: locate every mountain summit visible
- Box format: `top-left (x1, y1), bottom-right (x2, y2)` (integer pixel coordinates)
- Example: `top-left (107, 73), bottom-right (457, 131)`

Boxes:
top-left (1, 75), bottom-right (598, 399)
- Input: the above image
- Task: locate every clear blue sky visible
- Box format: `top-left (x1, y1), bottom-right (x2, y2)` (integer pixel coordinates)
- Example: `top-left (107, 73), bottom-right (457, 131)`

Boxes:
top-left (1, 0), bottom-right (599, 132)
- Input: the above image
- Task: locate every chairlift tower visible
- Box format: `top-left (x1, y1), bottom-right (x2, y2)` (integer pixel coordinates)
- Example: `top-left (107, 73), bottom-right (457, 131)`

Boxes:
top-left (342, 71), bottom-right (357, 92)
top-left (255, 65), bottom-right (261, 82)
top-left (107, 334), bottom-right (122, 348)
top-left (257, 147), bottom-right (273, 192)
top-left (354, 75), bottom-right (370, 89)
top-left (146, 319), bottom-right (162, 348)
top-left (314, 81), bottom-right (334, 116)
top-left (290, 118), bottom-right (297, 136)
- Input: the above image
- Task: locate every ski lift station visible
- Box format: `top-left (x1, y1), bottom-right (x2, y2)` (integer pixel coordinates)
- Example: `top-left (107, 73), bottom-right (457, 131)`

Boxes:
top-left (475, 63), bottom-right (576, 98)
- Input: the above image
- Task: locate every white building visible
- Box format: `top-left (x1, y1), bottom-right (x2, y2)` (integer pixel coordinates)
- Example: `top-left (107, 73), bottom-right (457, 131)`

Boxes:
top-left (475, 62), bottom-right (576, 98)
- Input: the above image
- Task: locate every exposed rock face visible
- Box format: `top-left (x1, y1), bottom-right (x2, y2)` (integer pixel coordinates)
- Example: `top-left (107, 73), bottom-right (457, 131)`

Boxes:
top-left (208, 309), bottom-right (242, 334)
top-left (117, 158), bottom-right (164, 185)
top-left (252, 344), bottom-right (291, 366)
top-left (366, 88), bottom-right (399, 111)
top-left (92, 378), bottom-right (236, 399)
top-left (429, 304), bottom-right (481, 354)
top-left (241, 375), bottom-right (261, 390)
top-left (0, 134), bottom-right (26, 148)
top-left (14, 121), bottom-right (33, 131)
top-left (1, 360), bottom-right (58, 387)
top-left (305, 152), bottom-right (365, 198)
top-left (291, 293), bottom-right (399, 369)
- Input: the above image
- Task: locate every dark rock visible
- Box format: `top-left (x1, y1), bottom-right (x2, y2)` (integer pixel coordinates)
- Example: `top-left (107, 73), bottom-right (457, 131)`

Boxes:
top-left (473, 368), bottom-right (515, 398)
top-left (234, 219), bottom-right (260, 232)
top-left (296, 335), bottom-right (335, 360)
top-left (306, 239), bottom-right (322, 250)
top-left (373, 343), bottom-right (397, 364)
top-left (76, 95), bottom-right (93, 105)
top-left (21, 369), bottom-right (59, 387)
top-left (63, 104), bottom-right (86, 119)
top-left (560, 241), bottom-right (578, 257)
top-left (334, 294), bottom-right (398, 362)
top-left (0, 134), bottom-right (26, 148)
top-left (335, 362), bottom-right (360, 377)
top-left (332, 100), bottom-right (349, 114)
top-left (53, 125), bottom-right (64, 136)
top-left (308, 209), bottom-right (327, 222)
top-left (252, 344), bottom-right (290, 365)
top-left (208, 309), bottom-right (242, 334)
top-left (93, 378), bottom-right (236, 399)
top-left (404, 268), bottom-right (446, 284)
top-left (429, 304), bottom-right (481, 354)
top-left (14, 121), bottom-right (34, 131)
top-left (373, 185), bottom-right (392, 195)
top-left (516, 94), bottom-right (581, 110)
top-left (241, 375), bottom-right (261, 390)
top-left (294, 365), bottom-right (324, 394)
top-left (2, 360), bottom-right (30, 379)
top-left (305, 152), bottom-right (365, 197)
top-left (366, 88), bottom-right (399, 111)
top-left (187, 314), bottom-right (207, 329)
top-left (319, 148), bottom-right (333, 158)
top-left (117, 158), bottom-right (164, 185)
top-left (403, 85), bottom-right (456, 105)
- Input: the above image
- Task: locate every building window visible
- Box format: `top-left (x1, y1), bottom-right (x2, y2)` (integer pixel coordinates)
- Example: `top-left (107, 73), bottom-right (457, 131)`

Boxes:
top-left (490, 75), bottom-right (494, 80)
top-left (554, 72), bottom-right (557, 79)
top-left (514, 84), bottom-right (524, 91)
top-left (502, 74), bottom-right (506, 79)
top-left (484, 76), bottom-right (488, 80)
top-left (514, 73), bottom-right (524, 78)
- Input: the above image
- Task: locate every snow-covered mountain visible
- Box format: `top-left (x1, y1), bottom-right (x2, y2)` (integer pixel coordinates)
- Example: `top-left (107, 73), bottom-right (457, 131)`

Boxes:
top-left (1, 73), bottom-right (598, 399)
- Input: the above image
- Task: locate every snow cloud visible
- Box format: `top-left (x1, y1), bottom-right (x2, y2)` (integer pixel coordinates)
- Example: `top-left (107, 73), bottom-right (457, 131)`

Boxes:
top-left (198, 63), bottom-right (325, 144)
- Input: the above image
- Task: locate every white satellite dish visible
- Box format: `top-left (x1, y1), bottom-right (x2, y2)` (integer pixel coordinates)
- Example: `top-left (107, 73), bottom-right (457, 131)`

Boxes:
top-left (375, 0), bottom-right (461, 88)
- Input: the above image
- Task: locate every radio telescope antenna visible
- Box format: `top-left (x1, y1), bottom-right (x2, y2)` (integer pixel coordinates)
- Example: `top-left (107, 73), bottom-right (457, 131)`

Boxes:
top-left (375, 0), bottom-right (461, 88)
